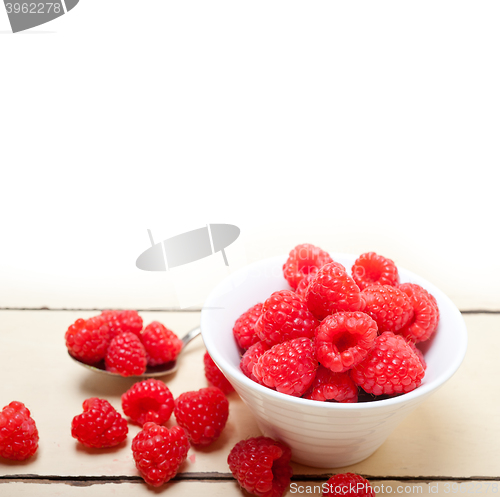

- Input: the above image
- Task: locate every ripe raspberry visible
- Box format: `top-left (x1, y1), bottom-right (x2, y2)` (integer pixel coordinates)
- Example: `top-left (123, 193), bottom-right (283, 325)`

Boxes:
top-left (295, 271), bottom-right (316, 298)
top-left (140, 321), bottom-right (183, 366)
top-left (240, 341), bottom-right (270, 384)
top-left (71, 398), bottom-right (128, 448)
top-left (351, 252), bottom-right (399, 291)
top-left (132, 423), bottom-right (189, 487)
top-left (255, 290), bottom-right (319, 346)
top-left (351, 332), bottom-right (425, 396)
top-left (65, 316), bottom-right (110, 365)
top-left (228, 436), bottom-right (293, 497)
top-left (204, 351), bottom-right (235, 394)
top-left (121, 379), bottom-right (174, 426)
top-left (253, 337), bottom-right (318, 397)
top-left (0, 401), bottom-right (38, 460)
top-left (306, 262), bottom-right (363, 320)
top-left (361, 285), bottom-right (414, 333)
top-left (174, 387), bottom-right (229, 446)
top-left (99, 310), bottom-right (143, 339)
top-left (233, 303), bottom-right (263, 351)
top-left (323, 473), bottom-right (374, 496)
top-left (397, 283), bottom-right (440, 342)
top-left (105, 332), bottom-right (147, 376)
top-left (315, 312), bottom-right (377, 373)
top-left (303, 366), bottom-right (358, 403)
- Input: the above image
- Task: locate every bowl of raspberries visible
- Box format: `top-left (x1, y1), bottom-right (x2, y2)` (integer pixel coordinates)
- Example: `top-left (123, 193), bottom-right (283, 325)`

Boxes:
top-left (201, 244), bottom-right (468, 468)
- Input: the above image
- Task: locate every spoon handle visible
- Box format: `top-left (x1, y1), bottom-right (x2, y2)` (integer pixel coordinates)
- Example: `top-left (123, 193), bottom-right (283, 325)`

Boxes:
top-left (181, 326), bottom-right (201, 348)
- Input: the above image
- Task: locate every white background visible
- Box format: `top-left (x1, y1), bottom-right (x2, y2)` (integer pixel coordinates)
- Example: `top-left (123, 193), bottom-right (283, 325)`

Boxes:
top-left (0, 1), bottom-right (499, 310)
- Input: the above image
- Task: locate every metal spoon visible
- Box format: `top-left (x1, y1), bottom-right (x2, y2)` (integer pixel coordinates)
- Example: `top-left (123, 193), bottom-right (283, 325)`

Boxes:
top-left (68, 326), bottom-right (202, 378)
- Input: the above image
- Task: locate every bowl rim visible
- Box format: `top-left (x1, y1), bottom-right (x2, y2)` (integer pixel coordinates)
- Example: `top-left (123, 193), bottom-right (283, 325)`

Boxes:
top-left (201, 253), bottom-right (468, 411)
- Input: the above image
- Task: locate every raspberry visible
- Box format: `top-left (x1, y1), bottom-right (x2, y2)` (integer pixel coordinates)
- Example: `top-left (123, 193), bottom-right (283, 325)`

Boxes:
top-left (253, 337), bottom-right (318, 397)
top-left (228, 436), bottom-right (293, 497)
top-left (174, 387), bottom-right (229, 446)
top-left (65, 316), bottom-right (110, 365)
top-left (233, 303), bottom-right (263, 351)
top-left (71, 398), bottom-right (128, 448)
top-left (283, 243), bottom-right (333, 290)
top-left (0, 401), bottom-right (38, 460)
top-left (315, 312), bottom-right (377, 373)
top-left (255, 290), bottom-right (319, 346)
top-left (303, 366), bottom-right (358, 403)
top-left (105, 332), bottom-right (147, 376)
top-left (121, 379), bottom-right (174, 426)
top-left (240, 341), bottom-right (270, 384)
top-left (295, 271), bottom-right (316, 298)
top-left (99, 310), bottom-right (143, 339)
top-left (323, 473), bottom-right (375, 496)
top-left (361, 285), bottom-right (414, 333)
top-left (351, 332), bottom-right (425, 396)
top-left (204, 351), bottom-right (235, 394)
top-left (132, 423), bottom-right (189, 487)
top-left (397, 283), bottom-right (440, 342)
top-left (140, 321), bottom-right (183, 366)
top-left (351, 252), bottom-right (399, 291)
top-left (306, 262), bottom-right (363, 320)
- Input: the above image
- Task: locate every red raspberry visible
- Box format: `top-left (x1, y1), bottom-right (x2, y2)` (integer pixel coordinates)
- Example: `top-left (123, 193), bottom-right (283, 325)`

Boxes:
top-left (71, 398), bottom-right (128, 448)
top-left (240, 341), bottom-right (270, 384)
top-left (65, 316), bottom-right (110, 365)
top-left (351, 332), bottom-right (425, 396)
top-left (303, 366), bottom-right (358, 403)
top-left (121, 379), bottom-right (174, 426)
top-left (306, 262), bottom-right (363, 320)
top-left (0, 401), bottom-right (38, 460)
top-left (233, 303), bottom-right (263, 351)
top-left (132, 423), bottom-right (189, 487)
top-left (253, 337), bottom-right (318, 397)
top-left (361, 285), bottom-right (414, 333)
top-left (295, 271), bottom-right (316, 298)
top-left (140, 321), bottom-right (183, 366)
top-left (323, 472), bottom-right (375, 496)
top-left (174, 387), bottom-right (229, 446)
top-left (283, 243), bottom-right (333, 290)
top-left (397, 283), bottom-right (440, 342)
top-left (204, 351), bottom-right (235, 394)
top-left (351, 252), bottom-right (399, 291)
top-left (315, 312), bottom-right (377, 373)
top-left (228, 436), bottom-right (293, 497)
top-left (99, 310), bottom-right (143, 339)
top-left (255, 290), bottom-right (319, 346)
top-left (105, 332), bottom-right (147, 376)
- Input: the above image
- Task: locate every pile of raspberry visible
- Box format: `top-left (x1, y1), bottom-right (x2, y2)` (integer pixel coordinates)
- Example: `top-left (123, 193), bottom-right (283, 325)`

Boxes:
top-left (64, 310), bottom-right (183, 376)
top-left (234, 244), bottom-right (440, 402)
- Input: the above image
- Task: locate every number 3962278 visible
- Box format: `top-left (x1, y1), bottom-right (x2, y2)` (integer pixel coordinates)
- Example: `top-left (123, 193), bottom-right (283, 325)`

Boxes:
top-left (5, 3), bottom-right (62, 14)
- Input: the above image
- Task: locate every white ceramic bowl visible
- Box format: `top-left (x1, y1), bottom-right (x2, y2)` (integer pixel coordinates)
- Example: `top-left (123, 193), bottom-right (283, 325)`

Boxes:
top-left (201, 254), bottom-right (467, 468)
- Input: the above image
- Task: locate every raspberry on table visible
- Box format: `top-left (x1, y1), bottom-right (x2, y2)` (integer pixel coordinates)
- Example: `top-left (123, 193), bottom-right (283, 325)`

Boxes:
top-left (315, 312), bottom-right (377, 373)
top-left (105, 332), bottom-right (147, 376)
top-left (361, 285), bottom-right (414, 333)
top-left (233, 303), bottom-right (263, 351)
top-left (351, 332), bottom-right (425, 396)
top-left (351, 252), bottom-right (399, 291)
top-left (203, 351), bottom-right (235, 394)
top-left (71, 398), bottom-right (128, 448)
top-left (303, 366), bottom-right (358, 403)
top-left (174, 387), bottom-right (229, 446)
top-left (228, 436), bottom-right (293, 497)
top-left (240, 341), bottom-right (270, 384)
top-left (255, 290), bottom-right (319, 347)
top-left (252, 337), bottom-right (318, 397)
top-left (140, 321), bottom-right (183, 366)
top-left (397, 283), bottom-right (440, 342)
top-left (283, 243), bottom-right (333, 290)
top-left (0, 401), bottom-right (39, 460)
top-left (323, 472), bottom-right (375, 496)
top-left (121, 379), bottom-right (174, 426)
top-left (132, 423), bottom-right (190, 487)
top-left (99, 310), bottom-right (143, 339)
top-left (65, 316), bottom-right (110, 365)
top-left (306, 262), bottom-right (363, 320)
